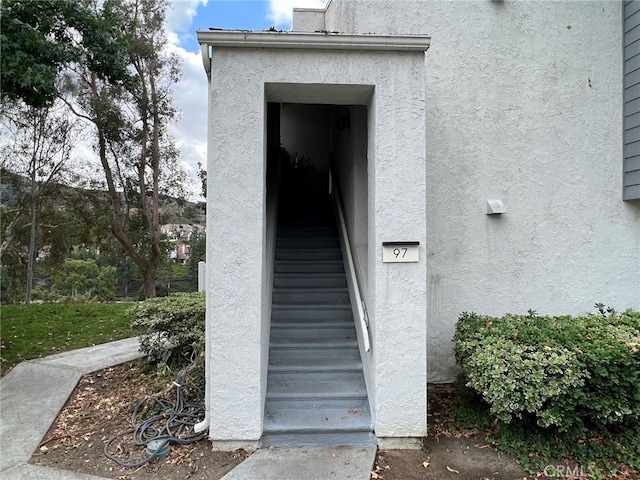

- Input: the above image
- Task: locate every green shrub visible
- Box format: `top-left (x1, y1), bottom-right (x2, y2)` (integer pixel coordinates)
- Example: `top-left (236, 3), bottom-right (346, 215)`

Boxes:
top-left (454, 309), bottom-right (640, 431)
top-left (129, 291), bottom-right (205, 364)
top-left (454, 307), bottom-right (640, 473)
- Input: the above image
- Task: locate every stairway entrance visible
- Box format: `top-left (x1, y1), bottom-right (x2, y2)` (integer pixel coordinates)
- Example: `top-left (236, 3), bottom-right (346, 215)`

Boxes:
top-left (261, 173), bottom-right (374, 447)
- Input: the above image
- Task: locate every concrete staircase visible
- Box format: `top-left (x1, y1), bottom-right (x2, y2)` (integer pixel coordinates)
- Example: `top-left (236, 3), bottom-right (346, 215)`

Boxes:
top-left (261, 195), bottom-right (374, 447)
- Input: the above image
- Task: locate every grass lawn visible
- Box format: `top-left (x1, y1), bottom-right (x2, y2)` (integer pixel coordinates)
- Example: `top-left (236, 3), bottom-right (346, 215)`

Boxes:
top-left (0, 303), bottom-right (134, 376)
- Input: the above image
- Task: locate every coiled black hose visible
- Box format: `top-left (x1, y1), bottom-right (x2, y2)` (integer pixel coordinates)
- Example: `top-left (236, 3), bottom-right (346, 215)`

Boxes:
top-left (103, 361), bottom-right (207, 468)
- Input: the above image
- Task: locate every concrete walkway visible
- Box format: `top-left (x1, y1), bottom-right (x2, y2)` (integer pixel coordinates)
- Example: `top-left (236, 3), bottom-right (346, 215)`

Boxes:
top-left (0, 338), bottom-right (144, 480)
top-left (221, 446), bottom-right (376, 480)
top-left (0, 338), bottom-right (377, 480)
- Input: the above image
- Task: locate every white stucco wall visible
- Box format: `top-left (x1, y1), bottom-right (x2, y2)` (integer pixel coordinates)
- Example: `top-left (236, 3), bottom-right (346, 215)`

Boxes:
top-left (324, 0), bottom-right (640, 382)
top-left (206, 45), bottom-right (428, 441)
top-left (206, 59), bottom-right (267, 444)
top-left (292, 8), bottom-right (325, 32)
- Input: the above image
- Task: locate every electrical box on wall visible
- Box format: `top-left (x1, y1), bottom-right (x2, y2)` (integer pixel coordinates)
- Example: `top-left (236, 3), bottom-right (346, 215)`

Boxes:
top-left (486, 199), bottom-right (506, 215)
top-left (382, 242), bottom-right (420, 263)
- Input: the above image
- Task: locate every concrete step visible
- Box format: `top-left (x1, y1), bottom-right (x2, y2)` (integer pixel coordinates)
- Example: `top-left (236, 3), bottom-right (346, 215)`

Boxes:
top-left (266, 380), bottom-right (367, 400)
top-left (270, 336), bottom-right (357, 348)
top-left (269, 346), bottom-right (360, 360)
top-left (262, 404), bottom-right (375, 447)
top-left (276, 248), bottom-right (342, 261)
top-left (274, 273), bottom-right (347, 288)
top-left (260, 430), bottom-right (377, 448)
top-left (267, 370), bottom-right (364, 384)
top-left (277, 227), bottom-right (338, 238)
top-left (272, 318), bottom-right (354, 328)
top-left (272, 287), bottom-right (350, 305)
top-left (268, 357), bottom-right (363, 373)
top-left (276, 237), bottom-right (341, 249)
top-left (263, 405), bottom-right (372, 434)
top-left (275, 260), bottom-right (344, 273)
top-left (270, 324), bottom-right (356, 338)
top-left (272, 304), bottom-right (353, 321)
top-left (265, 398), bottom-right (369, 411)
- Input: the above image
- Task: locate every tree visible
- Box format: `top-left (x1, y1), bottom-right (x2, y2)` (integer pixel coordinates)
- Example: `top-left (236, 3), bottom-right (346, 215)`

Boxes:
top-left (61, 0), bottom-right (184, 298)
top-left (0, 0), bottom-right (131, 108)
top-left (52, 259), bottom-right (116, 301)
top-left (1, 0), bottom-right (184, 300)
top-left (0, 101), bottom-right (80, 302)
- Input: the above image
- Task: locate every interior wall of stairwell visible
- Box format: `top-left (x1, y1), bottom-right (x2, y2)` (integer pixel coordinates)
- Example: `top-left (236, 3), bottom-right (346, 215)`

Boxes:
top-left (262, 102), bottom-right (282, 423)
top-left (329, 103), bottom-right (374, 421)
top-left (281, 103), bottom-right (330, 193)
top-left (331, 105), bottom-right (369, 295)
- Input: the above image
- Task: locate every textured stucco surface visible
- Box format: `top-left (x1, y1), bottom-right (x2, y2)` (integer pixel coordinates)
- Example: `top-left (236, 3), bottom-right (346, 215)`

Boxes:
top-left (206, 60), bottom-right (266, 441)
top-left (205, 46), bottom-right (427, 441)
top-left (325, 0), bottom-right (640, 383)
top-left (292, 8), bottom-right (325, 32)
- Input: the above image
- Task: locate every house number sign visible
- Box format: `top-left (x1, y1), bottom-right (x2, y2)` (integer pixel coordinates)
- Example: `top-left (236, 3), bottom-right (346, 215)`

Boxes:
top-left (382, 241), bottom-right (420, 263)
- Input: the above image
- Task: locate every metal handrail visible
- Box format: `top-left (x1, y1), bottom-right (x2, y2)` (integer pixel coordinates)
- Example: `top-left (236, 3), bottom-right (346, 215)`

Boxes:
top-left (329, 169), bottom-right (370, 352)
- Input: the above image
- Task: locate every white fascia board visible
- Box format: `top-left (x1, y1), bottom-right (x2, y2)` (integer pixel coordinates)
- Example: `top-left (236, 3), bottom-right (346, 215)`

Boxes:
top-left (196, 30), bottom-right (431, 53)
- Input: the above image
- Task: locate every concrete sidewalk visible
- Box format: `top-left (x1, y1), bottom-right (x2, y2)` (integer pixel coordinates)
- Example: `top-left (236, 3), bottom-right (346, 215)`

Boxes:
top-left (221, 446), bottom-right (376, 480)
top-left (0, 337), bottom-right (144, 480)
top-left (0, 338), bottom-right (377, 480)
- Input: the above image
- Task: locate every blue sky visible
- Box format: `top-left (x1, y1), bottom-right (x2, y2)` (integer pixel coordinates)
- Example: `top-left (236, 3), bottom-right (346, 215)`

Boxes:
top-left (172, 0), bottom-right (327, 53)
top-left (191, 1), bottom-right (273, 39)
top-left (169, 1), bottom-right (275, 54)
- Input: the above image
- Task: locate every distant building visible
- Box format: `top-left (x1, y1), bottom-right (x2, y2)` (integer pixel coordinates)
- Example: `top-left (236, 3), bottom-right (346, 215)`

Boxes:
top-left (169, 243), bottom-right (190, 263)
top-left (160, 223), bottom-right (205, 241)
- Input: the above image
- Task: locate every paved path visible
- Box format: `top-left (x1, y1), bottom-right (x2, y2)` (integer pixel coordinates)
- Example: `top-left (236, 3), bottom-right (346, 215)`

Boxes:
top-left (0, 338), bottom-right (144, 480)
top-left (0, 338), bottom-right (376, 480)
top-left (221, 446), bottom-right (376, 480)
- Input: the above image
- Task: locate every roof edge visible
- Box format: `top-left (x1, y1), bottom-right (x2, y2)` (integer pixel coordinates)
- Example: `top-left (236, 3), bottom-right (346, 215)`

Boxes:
top-left (196, 30), bottom-right (431, 53)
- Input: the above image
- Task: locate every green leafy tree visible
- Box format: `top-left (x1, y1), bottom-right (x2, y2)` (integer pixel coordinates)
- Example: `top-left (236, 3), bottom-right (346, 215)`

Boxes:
top-left (61, 0), bottom-right (184, 299)
top-left (0, 101), bottom-right (80, 302)
top-left (2, 0), bottom-right (184, 300)
top-left (0, 0), bottom-right (131, 108)
top-left (52, 259), bottom-right (116, 301)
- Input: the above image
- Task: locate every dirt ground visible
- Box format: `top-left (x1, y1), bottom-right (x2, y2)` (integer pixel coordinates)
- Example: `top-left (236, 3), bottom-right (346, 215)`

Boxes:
top-left (30, 361), bottom-right (638, 480)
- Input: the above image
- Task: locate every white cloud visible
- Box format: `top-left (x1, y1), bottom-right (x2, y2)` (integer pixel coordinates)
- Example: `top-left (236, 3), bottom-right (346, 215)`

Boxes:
top-left (165, 0), bottom-right (209, 200)
top-left (166, 45), bottom-right (208, 199)
top-left (166, 0), bottom-right (206, 33)
top-left (267, 0), bottom-right (328, 27)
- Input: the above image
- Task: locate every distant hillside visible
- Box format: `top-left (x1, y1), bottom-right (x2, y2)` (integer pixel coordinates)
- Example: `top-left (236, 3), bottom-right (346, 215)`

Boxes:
top-left (0, 168), bottom-right (206, 226)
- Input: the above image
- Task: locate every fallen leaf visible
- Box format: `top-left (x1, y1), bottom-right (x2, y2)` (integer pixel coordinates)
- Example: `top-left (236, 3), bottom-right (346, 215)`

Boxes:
top-left (267, 444), bottom-right (276, 452)
top-left (371, 472), bottom-right (381, 479)
top-left (446, 466), bottom-right (460, 473)
top-left (344, 460), bottom-right (350, 465)
top-left (423, 461), bottom-right (430, 468)
top-left (347, 408), bottom-right (359, 414)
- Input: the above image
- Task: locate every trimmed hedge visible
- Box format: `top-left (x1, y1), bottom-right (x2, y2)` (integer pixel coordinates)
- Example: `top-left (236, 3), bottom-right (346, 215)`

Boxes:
top-left (454, 308), bottom-right (640, 433)
top-left (454, 307), bottom-right (640, 473)
top-left (129, 291), bottom-right (205, 364)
